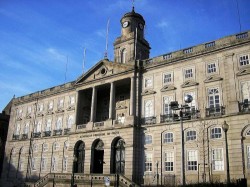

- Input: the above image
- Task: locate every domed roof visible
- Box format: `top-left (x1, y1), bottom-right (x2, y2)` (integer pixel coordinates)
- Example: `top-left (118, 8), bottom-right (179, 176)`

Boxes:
top-left (121, 7), bottom-right (145, 23)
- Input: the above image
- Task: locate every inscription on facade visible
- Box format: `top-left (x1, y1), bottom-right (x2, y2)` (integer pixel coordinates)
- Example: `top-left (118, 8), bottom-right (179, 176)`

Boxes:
top-left (80, 131), bottom-right (119, 138)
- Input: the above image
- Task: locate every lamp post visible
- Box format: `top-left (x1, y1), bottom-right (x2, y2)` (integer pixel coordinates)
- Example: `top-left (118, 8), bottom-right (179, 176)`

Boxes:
top-left (222, 121), bottom-right (230, 185)
top-left (156, 161), bottom-right (159, 186)
top-left (71, 155), bottom-right (77, 187)
top-left (180, 95), bottom-right (193, 186)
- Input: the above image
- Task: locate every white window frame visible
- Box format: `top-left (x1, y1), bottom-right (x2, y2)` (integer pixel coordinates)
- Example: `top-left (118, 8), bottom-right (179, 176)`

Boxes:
top-left (207, 88), bottom-right (220, 108)
top-left (33, 143), bottom-right (38, 152)
top-left (145, 153), bottom-right (153, 172)
top-left (144, 77), bottom-right (153, 88)
top-left (241, 81), bottom-right (250, 102)
top-left (41, 157), bottom-right (47, 171)
top-left (31, 157), bottom-right (37, 170)
top-left (63, 157), bottom-right (68, 171)
top-left (184, 91), bottom-right (196, 109)
top-left (186, 130), bottom-right (197, 141)
top-left (212, 148), bottom-right (224, 171)
top-left (163, 96), bottom-right (174, 115)
top-left (43, 143), bottom-right (49, 152)
top-left (48, 101), bottom-right (54, 111)
top-left (183, 67), bottom-right (195, 80)
top-left (27, 106), bottom-right (32, 116)
top-left (164, 151), bottom-right (174, 172)
top-left (53, 142), bottom-right (60, 151)
top-left (239, 54), bottom-right (249, 66)
top-left (187, 150), bottom-right (198, 171)
top-left (145, 135), bottom-right (152, 145)
top-left (14, 123), bottom-right (21, 135)
top-left (211, 127), bottom-right (222, 139)
top-left (23, 122), bottom-right (29, 134)
top-left (58, 98), bottom-right (64, 109)
top-left (69, 95), bottom-right (75, 106)
top-left (56, 117), bottom-right (63, 130)
top-left (67, 115), bottom-right (74, 128)
top-left (163, 132), bottom-right (173, 143)
top-left (163, 72), bottom-right (173, 85)
top-left (51, 156), bottom-right (57, 171)
top-left (38, 103), bottom-right (44, 112)
top-left (45, 118), bottom-right (52, 131)
top-left (207, 62), bottom-right (217, 74)
top-left (144, 99), bottom-right (154, 118)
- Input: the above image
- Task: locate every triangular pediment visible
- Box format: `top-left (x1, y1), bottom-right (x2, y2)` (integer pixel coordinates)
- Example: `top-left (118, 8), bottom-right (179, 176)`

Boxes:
top-left (75, 59), bottom-right (134, 84)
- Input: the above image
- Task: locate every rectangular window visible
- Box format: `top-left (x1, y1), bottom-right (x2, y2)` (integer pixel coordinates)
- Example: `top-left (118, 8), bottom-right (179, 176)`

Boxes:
top-left (212, 148), bottom-right (224, 171)
top-left (145, 77), bottom-right (153, 88)
top-left (163, 73), bottom-right (172, 84)
top-left (183, 48), bottom-right (193, 54)
top-left (239, 55), bottom-right (249, 66)
top-left (207, 63), bottom-right (217, 74)
top-left (63, 157), bottom-right (68, 171)
top-left (186, 131), bottom-right (197, 141)
top-left (164, 133), bottom-right (173, 143)
top-left (208, 88), bottom-right (220, 108)
top-left (205, 41), bottom-right (215, 48)
top-left (211, 127), bottom-right (222, 139)
top-left (236, 32), bottom-right (248, 39)
top-left (187, 150), bottom-right (198, 171)
top-left (247, 146), bottom-right (250, 169)
top-left (144, 100), bottom-right (154, 117)
top-left (184, 69), bottom-right (193, 79)
top-left (41, 157), bottom-right (47, 171)
top-left (163, 96), bottom-right (173, 115)
top-left (145, 153), bottom-right (152, 172)
top-left (163, 53), bottom-right (172, 60)
top-left (165, 151), bottom-right (174, 171)
top-left (51, 157), bottom-right (57, 171)
top-left (145, 135), bottom-right (152, 144)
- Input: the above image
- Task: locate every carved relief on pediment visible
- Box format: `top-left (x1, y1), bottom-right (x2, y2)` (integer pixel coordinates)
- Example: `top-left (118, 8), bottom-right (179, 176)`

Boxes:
top-left (141, 89), bottom-right (156, 96)
top-left (160, 84), bottom-right (176, 92)
top-left (181, 80), bottom-right (199, 88)
top-left (236, 67), bottom-right (250, 76)
top-left (94, 65), bottom-right (113, 79)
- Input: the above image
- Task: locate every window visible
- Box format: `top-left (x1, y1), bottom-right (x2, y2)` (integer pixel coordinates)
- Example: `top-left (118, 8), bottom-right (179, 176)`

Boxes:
top-left (41, 157), bottom-right (47, 171)
top-left (19, 158), bottom-right (24, 171)
top-left (164, 133), bottom-right (173, 143)
top-left (212, 148), bottom-right (224, 170)
top-left (34, 120), bottom-right (42, 133)
top-left (56, 117), bottom-right (63, 130)
top-left (51, 156), bottom-right (57, 171)
top-left (163, 96), bottom-right (173, 115)
top-left (53, 142), bottom-right (60, 151)
top-left (239, 55), bottom-right (249, 66)
top-left (58, 98), bottom-right (64, 109)
top-left (145, 135), bottom-right (152, 144)
top-left (48, 101), bottom-right (53, 111)
top-left (184, 68), bottom-right (193, 79)
top-left (64, 141), bottom-right (69, 150)
top-left (144, 100), bottom-right (154, 117)
top-left (145, 77), bottom-right (153, 88)
top-left (183, 48), bottom-right (193, 54)
top-left (145, 153), bottom-right (152, 172)
top-left (211, 127), bottom-right (222, 139)
top-left (208, 88), bottom-right (220, 109)
top-left (27, 106), bottom-right (32, 116)
top-left (38, 103), bottom-right (44, 112)
top-left (241, 81), bottom-right (250, 101)
top-left (121, 48), bottom-right (127, 63)
top-left (205, 41), bottom-right (215, 48)
top-left (207, 63), bottom-right (217, 74)
top-left (67, 115), bottom-right (74, 128)
top-left (117, 113), bottom-right (125, 124)
top-left (63, 157), bottom-right (68, 171)
top-left (17, 109), bottom-right (22, 119)
top-left (163, 73), bottom-right (172, 84)
top-left (31, 157), bottom-right (36, 170)
top-left (45, 119), bottom-right (52, 131)
top-left (14, 123), bottom-right (20, 135)
top-left (23, 122), bottom-right (29, 134)
top-left (186, 130), bottom-right (196, 141)
top-left (163, 53), bottom-right (172, 60)
top-left (69, 95), bottom-right (75, 106)
top-left (165, 151), bottom-right (174, 171)
top-left (43, 143), bottom-right (48, 152)
top-left (247, 146), bottom-right (250, 169)
top-left (187, 150), bottom-right (198, 171)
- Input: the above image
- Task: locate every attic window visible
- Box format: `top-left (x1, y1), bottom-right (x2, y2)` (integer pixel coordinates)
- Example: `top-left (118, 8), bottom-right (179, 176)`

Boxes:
top-left (100, 68), bottom-right (107, 75)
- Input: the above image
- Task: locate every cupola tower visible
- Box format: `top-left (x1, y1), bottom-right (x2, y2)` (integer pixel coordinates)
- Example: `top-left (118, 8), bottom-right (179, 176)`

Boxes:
top-left (114, 7), bottom-right (151, 64)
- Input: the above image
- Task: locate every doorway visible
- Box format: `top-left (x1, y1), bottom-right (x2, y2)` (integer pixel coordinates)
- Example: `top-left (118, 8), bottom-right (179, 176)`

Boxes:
top-left (92, 140), bottom-right (104, 173)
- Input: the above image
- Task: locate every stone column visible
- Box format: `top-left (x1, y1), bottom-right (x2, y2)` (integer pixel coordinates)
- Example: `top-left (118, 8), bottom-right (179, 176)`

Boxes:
top-left (109, 82), bottom-right (115, 119)
top-left (90, 87), bottom-right (96, 122)
top-left (130, 77), bottom-right (135, 116)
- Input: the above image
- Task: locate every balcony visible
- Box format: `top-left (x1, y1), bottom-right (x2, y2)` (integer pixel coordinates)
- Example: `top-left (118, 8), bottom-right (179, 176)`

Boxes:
top-left (77, 124), bottom-right (87, 129)
top-left (142, 116), bottom-right (156, 125)
top-left (64, 128), bottom-right (71, 135)
top-left (21, 134), bottom-right (28, 140)
top-left (239, 100), bottom-right (250, 112)
top-left (43, 131), bottom-right (51, 137)
top-left (53, 129), bottom-right (62, 136)
top-left (94, 122), bottom-right (104, 127)
top-left (32, 132), bottom-right (41, 138)
top-left (160, 114), bottom-right (178, 123)
top-left (12, 134), bottom-right (20, 140)
top-left (205, 106), bottom-right (225, 117)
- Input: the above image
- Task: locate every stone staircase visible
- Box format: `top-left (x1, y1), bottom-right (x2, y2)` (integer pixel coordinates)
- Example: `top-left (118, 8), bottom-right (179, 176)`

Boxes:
top-left (25, 173), bottom-right (139, 187)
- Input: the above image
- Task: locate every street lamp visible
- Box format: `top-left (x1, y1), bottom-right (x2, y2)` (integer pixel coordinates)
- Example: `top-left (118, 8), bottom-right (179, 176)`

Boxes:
top-left (222, 121), bottom-right (230, 185)
top-left (71, 155), bottom-right (77, 187)
top-left (163, 95), bottom-right (192, 187)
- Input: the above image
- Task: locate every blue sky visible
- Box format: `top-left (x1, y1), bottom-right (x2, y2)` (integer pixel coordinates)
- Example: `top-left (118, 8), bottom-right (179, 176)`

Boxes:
top-left (0, 0), bottom-right (250, 111)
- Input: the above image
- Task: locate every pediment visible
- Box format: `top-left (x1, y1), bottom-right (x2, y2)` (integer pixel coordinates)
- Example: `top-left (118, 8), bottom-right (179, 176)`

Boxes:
top-left (204, 74), bottom-right (223, 83)
top-left (236, 67), bottom-right (250, 76)
top-left (160, 84), bottom-right (176, 92)
top-left (75, 59), bottom-right (134, 84)
top-left (142, 89), bottom-right (156, 96)
top-left (181, 80), bottom-right (199, 88)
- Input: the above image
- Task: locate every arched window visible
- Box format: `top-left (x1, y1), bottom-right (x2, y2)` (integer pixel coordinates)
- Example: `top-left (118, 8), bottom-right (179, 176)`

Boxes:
top-left (74, 141), bottom-right (85, 173)
top-left (53, 142), bottom-right (60, 151)
top-left (164, 132), bottom-right (173, 143)
top-left (114, 139), bottom-right (125, 174)
top-left (121, 49), bottom-right (127, 63)
top-left (145, 100), bottom-right (153, 117)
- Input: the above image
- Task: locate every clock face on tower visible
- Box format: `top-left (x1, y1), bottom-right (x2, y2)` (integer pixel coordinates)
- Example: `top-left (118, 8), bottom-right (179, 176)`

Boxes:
top-left (122, 21), bottom-right (129, 28)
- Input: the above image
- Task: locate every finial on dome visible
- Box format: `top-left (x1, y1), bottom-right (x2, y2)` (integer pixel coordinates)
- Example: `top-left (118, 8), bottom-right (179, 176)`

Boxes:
top-left (132, 0), bottom-right (135, 12)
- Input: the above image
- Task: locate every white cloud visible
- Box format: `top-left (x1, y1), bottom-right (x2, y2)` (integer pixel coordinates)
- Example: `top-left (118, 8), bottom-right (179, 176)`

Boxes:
top-left (156, 20), bottom-right (169, 29)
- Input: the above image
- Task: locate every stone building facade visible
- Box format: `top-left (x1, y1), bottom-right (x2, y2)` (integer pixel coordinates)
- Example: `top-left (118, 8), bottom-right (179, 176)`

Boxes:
top-left (1, 7), bottom-right (250, 187)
